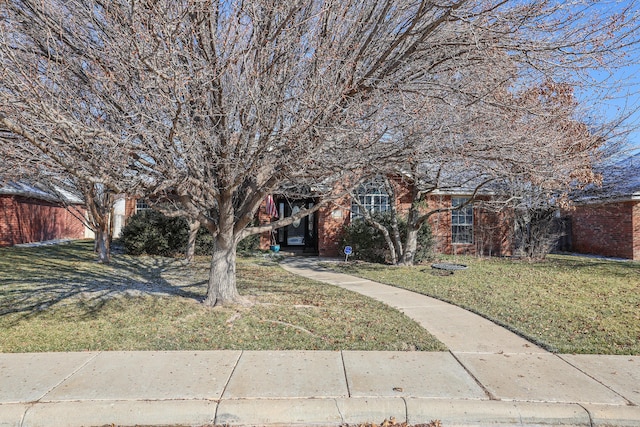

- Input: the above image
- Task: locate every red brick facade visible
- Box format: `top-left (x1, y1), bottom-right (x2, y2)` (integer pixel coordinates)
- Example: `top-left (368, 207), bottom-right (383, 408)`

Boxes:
top-left (569, 200), bottom-right (639, 260)
top-left (316, 198), bottom-right (351, 257)
top-left (259, 188), bottom-right (513, 258)
top-left (0, 195), bottom-right (86, 247)
top-left (124, 198), bottom-right (137, 219)
top-left (423, 195), bottom-right (513, 257)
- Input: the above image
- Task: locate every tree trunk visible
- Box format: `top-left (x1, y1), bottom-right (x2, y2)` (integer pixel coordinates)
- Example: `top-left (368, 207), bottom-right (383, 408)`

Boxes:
top-left (399, 228), bottom-right (418, 266)
top-left (382, 177), bottom-right (403, 263)
top-left (369, 220), bottom-right (397, 265)
top-left (95, 225), bottom-right (111, 264)
top-left (83, 185), bottom-right (113, 264)
top-left (185, 219), bottom-right (200, 263)
top-left (398, 202), bottom-right (421, 266)
top-left (389, 214), bottom-right (403, 262)
top-left (203, 230), bottom-right (242, 307)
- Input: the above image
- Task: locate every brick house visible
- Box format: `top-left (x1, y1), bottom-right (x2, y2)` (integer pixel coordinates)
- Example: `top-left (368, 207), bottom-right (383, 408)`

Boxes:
top-left (258, 178), bottom-right (513, 258)
top-left (567, 154), bottom-right (640, 261)
top-left (0, 182), bottom-right (88, 247)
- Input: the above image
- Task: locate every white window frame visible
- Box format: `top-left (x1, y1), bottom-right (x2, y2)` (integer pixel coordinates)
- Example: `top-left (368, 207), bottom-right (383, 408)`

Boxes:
top-left (351, 180), bottom-right (390, 220)
top-left (135, 199), bottom-right (150, 212)
top-left (452, 197), bottom-right (473, 244)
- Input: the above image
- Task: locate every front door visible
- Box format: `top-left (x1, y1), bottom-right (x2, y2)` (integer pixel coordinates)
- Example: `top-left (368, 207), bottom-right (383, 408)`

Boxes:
top-left (276, 199), bottom-right (317, 253)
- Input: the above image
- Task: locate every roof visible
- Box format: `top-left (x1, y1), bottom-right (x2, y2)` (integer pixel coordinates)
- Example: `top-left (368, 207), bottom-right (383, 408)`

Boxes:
top-left (573, 153), bottom-right (640, 203)
top-left (0, 181), bottom-right (84, 204)
top-left (415, 163), bottom-right (499, 196)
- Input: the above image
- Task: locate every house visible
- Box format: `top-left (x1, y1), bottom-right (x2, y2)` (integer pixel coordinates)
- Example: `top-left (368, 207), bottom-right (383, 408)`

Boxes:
top-left (258, 178), bottom-right (513, 258)
top-left (112, 197), bottom-right (143, 238)
top-left (567, 154), bottom-right (640, 261)
top-left (0, 182), bottom-right (89, 247)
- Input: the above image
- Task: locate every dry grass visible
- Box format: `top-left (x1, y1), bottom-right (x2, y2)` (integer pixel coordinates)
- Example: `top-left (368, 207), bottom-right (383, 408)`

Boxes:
top-left (0, 240), bottom-right (444, 352)
top-left (327, 255), bottom-right (640, 355)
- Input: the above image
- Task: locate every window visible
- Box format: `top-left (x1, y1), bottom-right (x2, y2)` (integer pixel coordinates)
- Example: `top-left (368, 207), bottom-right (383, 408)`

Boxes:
top-left (452, 197), bottom-right (473, 244)
top-left (135, 199), bottom-right (150, 212)
top-left (351, 180), bottom-right (390, 220)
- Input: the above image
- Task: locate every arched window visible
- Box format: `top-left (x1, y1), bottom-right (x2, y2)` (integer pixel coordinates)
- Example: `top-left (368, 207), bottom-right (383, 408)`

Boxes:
top-left (351, 179), bottom-right (390, 220)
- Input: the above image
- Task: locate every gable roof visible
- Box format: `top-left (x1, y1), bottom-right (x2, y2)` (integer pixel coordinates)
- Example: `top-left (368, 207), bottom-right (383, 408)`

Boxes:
top-left (0, 181), bottom-right (83, 205)
top-left (394, 160), bottom-right (500, 196)
top-left (573, 153), bottom-right (640, 203)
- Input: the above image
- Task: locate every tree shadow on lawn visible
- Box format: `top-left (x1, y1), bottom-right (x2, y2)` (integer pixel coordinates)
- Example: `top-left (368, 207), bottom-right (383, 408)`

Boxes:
top-left (0, 242), bottom-right (206, 322)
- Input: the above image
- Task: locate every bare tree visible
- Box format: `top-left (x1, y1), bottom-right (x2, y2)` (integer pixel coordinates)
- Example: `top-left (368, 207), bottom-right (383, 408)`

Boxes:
top-left (357, 78), bottom-right (629, 265)
top-left (510, 189), bottom-right (568, 260)
top-left (0, 123), bottom-right (127, 263)
top-left (1, 0), bottom-right (639, 304)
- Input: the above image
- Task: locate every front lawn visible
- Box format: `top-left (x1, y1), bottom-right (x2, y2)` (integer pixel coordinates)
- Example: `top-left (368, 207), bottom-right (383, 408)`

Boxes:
top-left (328, 255), bottom-right (640, 355)
top-left (0, 241), bottom-right (444, 352)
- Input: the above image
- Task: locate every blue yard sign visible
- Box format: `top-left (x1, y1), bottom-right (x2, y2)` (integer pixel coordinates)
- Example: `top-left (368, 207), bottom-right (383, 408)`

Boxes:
top-left (343, 245), bottom-right (353, 262)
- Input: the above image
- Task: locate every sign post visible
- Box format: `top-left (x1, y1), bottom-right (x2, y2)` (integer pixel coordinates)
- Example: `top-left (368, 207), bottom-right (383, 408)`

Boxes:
top-left (343, 245), bottom-right (353, 262)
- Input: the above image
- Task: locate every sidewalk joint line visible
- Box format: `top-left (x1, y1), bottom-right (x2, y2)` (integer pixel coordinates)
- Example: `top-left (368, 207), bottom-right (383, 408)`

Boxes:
top-left (340, 350), bottom-right (352, 398)
top-left (19, 402), bottom-right (34, 427)
top-left (449, 351), bottom-right (498, 401)
top-left (334, 398), bottom-right (345, 424)
top-left (556, 354), bottom-right (635, 406)
top-left (38, 351), bottom-right (102, 403)
top-left (402, 397), bottom-right (409, 424)
top-left (577, 402), bottom-right (595, 427)
top-left (216, 350), bottom-right (243, 417)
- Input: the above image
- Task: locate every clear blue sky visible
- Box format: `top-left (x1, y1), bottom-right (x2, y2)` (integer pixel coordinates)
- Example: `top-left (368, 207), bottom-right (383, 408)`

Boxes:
top-left (583, 64), bottom-right (640, 157)
top-left (574, 2), bottom-right (640, 158)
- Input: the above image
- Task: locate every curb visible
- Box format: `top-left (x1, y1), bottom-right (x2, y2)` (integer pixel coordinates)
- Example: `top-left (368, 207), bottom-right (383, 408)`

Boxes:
top-left (217, 398), bottom-right (593, 427)
top-left (3, 398), bottom-right (639, 427)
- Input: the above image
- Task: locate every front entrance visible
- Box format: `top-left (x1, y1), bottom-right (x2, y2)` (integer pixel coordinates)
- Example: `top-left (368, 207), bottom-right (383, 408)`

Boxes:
top-left (275, 198), bottom-right (318, 254)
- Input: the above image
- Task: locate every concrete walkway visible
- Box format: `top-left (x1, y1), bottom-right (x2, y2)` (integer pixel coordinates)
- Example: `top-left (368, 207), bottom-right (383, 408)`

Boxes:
top-left (0, 258), bottom-right (638, 427)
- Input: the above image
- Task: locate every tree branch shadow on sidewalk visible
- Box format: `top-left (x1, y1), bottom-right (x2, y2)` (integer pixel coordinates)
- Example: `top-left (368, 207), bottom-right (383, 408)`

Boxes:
top-left (0, 241), bottom-right (207, 322)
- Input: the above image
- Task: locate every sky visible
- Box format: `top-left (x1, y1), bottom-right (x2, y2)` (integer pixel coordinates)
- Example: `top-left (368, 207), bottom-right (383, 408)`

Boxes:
top-left (583, 64), bottom-right (640, 157)
top-left (575, 2), bottom-right (640, 158)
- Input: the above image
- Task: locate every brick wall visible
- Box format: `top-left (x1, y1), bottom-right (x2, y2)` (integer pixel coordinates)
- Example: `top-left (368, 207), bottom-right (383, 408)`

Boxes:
top-left (317, 198), bottom-right (350, 257)
top-left (124, 198), bottom-right (137, 219)
top-left (0, 195), bottom-right (86, 247)
top-left (256, 186), bottom-right (514, 258)
top-left (332, 191), bottom-right (513, 256)
top-left (474, 203), bottom-right (513, 257)
top-left (570, 200), bottom-right (639, 260)
top-left (422, 195), bottom-right (512, 257)
top-left (424, 195), bottom-right (454, 254)
top-left (323, 191), bottom-right (512, 258)
top-left (257, 202), bottom-right (272, 250)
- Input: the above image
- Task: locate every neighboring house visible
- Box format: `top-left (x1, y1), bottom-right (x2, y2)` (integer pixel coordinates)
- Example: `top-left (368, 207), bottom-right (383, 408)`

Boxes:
top-left (258, 178), bottom-right (513, 258)
top-left (567, 154), bottom-right (640, 261)
top-left (112, 198), bottom-right (144, 238)
top-left (0, 182), bottom-right (89, 247)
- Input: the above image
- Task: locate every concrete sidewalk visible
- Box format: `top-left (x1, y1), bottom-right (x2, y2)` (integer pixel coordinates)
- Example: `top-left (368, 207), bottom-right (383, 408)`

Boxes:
top-left (1, 350), bottom-right (638, 427)
top-left (279, 258), bottom-right (640, 426)
top-left (0, 258), bottom-right (638, 427)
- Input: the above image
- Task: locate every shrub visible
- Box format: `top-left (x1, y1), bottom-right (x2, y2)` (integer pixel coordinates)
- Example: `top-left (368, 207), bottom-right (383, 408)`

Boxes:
top-left (513, 208), bottom-right (566, 260)
top-left (120, 210), bottom-right (188, 256)
top-left (237, 233), bottom-right (260, 255)
top-left (189, 228), bottom-right (259, 256)
top-left (340, 217), bottom-right (388, 263)
top-left (120, 211), bottom-right (260, 257)
top-left (194, 227), bottom-right (214, 256)
top-left (340, 213), bottom-right (434, 264)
